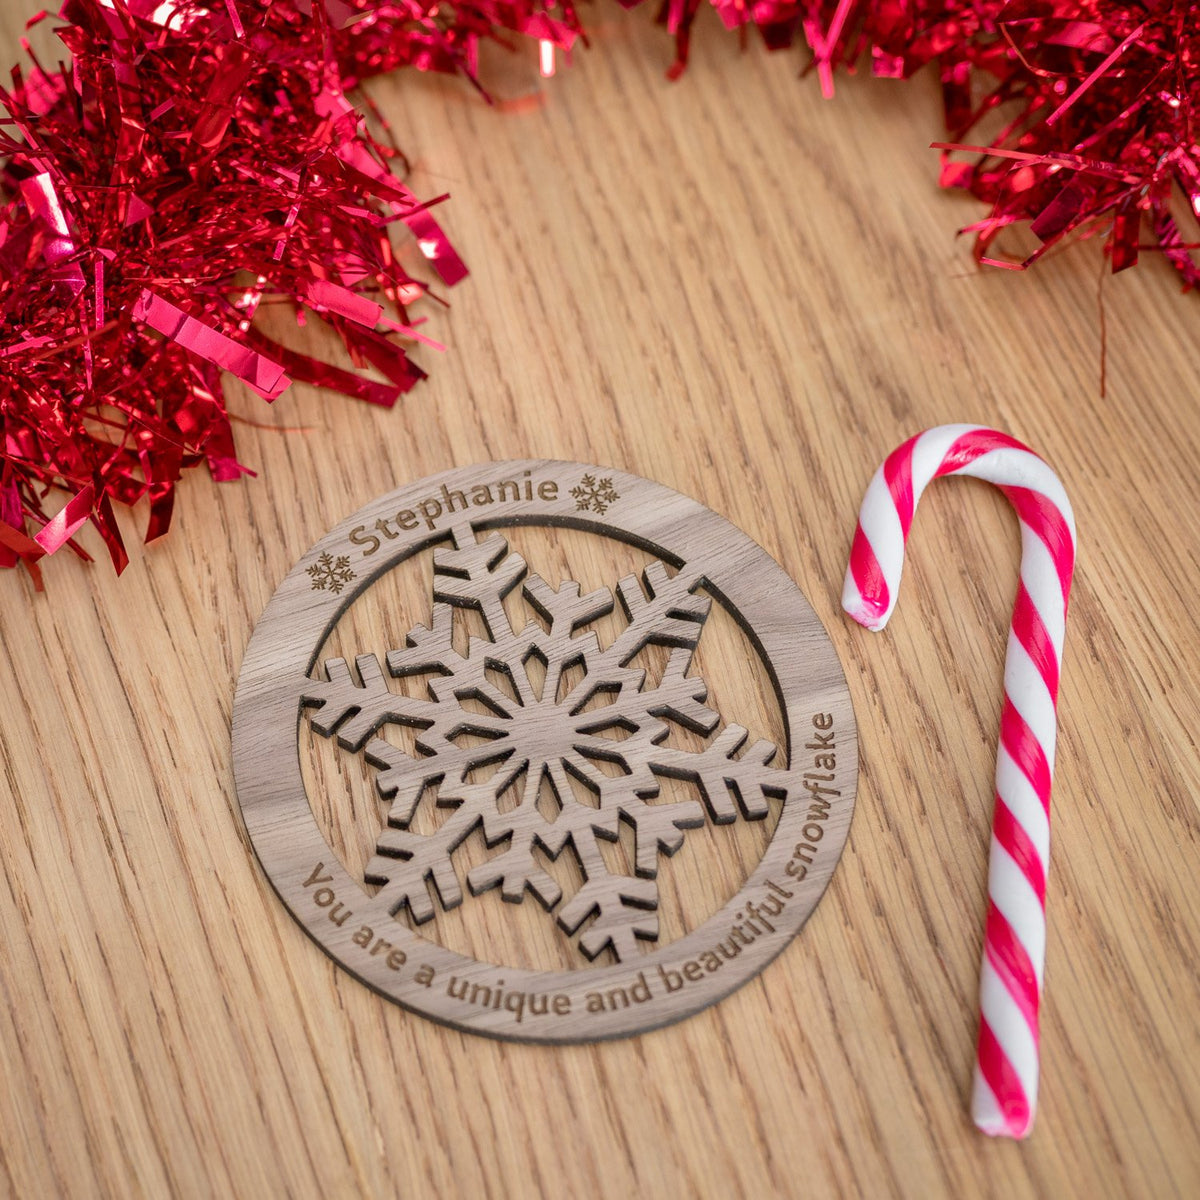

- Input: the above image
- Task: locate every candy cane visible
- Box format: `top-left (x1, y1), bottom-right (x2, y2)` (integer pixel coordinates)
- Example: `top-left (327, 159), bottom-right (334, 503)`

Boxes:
top-left (842, 424), bottom-right (1076, 1139)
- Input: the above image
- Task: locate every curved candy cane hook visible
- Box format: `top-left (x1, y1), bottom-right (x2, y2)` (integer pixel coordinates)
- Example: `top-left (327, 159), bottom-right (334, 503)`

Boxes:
top-left (842, 424), bottom-right (1077, 1139)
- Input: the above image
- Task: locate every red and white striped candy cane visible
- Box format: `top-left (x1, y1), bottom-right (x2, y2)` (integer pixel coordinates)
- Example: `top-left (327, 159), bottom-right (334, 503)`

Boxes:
top-left (842, 424), bottom-right (1076, 1139)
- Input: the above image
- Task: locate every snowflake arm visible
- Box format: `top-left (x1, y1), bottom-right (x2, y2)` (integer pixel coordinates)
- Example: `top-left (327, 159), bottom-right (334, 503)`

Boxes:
top-left (431, 531), bottom-right (527, 640)
top-left (555, 832), bottom-right (660, 962)
top-left (367, 802), bottom-right (478, 921)
top-left (465, 763), bottom-right (567, 909)
top-left (569, 647), bottom-right (786, 823)
top-left (647, 725), bottom-right (786, 822)
top-left (599, 562), bottom-right (710, 669)
top-left (303, 654), bottom-right (441, 750)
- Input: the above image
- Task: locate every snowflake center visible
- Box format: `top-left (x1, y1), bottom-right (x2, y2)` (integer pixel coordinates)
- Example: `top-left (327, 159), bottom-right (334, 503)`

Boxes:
top-left (458, 673), bottom-right (613, 812)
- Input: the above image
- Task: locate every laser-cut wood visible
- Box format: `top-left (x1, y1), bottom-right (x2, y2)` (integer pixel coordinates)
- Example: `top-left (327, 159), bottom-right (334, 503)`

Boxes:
top-left (232, 461), bottom-right (857, 1040)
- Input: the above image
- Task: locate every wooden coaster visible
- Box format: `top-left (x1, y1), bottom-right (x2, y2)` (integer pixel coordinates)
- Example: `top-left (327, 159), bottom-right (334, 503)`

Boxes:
top-left (232, 461), bottom-right (857, 1041)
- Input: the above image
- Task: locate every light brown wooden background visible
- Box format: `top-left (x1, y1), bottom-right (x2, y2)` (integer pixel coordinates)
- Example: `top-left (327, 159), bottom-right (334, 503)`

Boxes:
top-left (2, 5), bottom-right (1199, 1197)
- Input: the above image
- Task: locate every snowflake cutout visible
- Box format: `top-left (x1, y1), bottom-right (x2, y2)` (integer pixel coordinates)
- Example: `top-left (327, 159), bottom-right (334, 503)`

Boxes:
top-left (301, 529), bottom-right (786, 962)
top-left (307, 552), bottom-right (356, 594)
top-left (571, 474), bottom-right (620, 514)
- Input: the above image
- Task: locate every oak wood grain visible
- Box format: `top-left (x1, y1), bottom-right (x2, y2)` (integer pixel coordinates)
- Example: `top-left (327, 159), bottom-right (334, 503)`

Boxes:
top-left (2, 5), bottom-right (1199, 1196)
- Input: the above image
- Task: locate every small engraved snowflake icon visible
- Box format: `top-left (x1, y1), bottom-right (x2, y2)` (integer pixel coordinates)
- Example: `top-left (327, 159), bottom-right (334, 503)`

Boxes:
top-left (307, 552), bottom-right (356, 594)
top-left (571, 474), bottom-right (620, 514)
top-left (302, 528), bottom-right (786, 962)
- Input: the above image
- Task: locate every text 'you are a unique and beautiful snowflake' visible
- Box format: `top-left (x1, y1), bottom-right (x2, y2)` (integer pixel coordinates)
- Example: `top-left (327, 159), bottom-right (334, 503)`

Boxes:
top-left (301, 528), bottom-right (789, 963)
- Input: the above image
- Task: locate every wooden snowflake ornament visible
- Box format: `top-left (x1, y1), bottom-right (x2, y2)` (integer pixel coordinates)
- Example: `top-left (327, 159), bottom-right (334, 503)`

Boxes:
top-left (232, 462), bottom-right (857, 1040)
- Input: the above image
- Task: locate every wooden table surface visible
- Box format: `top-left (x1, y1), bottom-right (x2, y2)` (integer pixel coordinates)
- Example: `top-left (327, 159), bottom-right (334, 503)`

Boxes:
top-left (3, 7), bottom-right (1199, 1198)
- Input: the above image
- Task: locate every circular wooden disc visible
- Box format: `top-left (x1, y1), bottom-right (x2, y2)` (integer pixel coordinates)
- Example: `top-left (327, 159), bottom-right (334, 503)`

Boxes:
top-left (232, 461), bottom-right (857, 1041)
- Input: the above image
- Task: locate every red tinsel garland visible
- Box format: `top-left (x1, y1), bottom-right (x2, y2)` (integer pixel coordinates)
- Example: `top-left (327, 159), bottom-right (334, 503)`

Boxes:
top-left (1, 0), bottom-right (1196, 582)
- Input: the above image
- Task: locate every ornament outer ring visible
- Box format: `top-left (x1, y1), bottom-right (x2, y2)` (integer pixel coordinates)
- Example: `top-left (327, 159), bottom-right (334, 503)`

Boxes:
top-left (232, 460), bottom-right (857, 1042)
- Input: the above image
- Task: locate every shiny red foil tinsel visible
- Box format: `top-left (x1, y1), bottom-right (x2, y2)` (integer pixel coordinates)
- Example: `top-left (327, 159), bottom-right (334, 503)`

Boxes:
top-left (1, 1), bottom-right (1197, 580)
